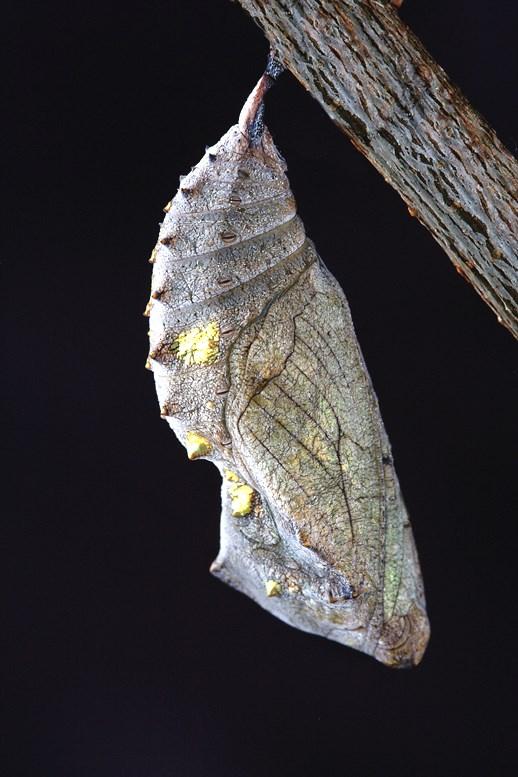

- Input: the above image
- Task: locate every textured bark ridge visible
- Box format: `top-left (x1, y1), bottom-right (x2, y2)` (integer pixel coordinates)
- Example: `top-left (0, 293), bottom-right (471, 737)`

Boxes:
top-left (236, 0), bottom-right (518, 338)
top-left (146, 76), bottom-right (430, 667)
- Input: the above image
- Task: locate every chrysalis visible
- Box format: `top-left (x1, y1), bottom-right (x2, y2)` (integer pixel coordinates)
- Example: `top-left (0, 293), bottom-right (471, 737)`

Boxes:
top-left (146, 58), bottom-right (430, 667)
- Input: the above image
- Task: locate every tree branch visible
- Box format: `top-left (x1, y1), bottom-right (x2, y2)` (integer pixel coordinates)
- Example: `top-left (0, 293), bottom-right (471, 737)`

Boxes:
top-left (235, 0), bottom-right (518, 338)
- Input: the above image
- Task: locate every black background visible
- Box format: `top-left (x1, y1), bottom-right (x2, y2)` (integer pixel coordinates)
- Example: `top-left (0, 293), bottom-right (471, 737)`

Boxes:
top-left (4, 1), bottom-right (518, 775)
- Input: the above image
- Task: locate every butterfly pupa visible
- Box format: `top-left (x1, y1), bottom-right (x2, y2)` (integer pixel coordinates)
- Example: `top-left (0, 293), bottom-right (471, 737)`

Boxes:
top-left (146, 57), bottom-right (430, 667)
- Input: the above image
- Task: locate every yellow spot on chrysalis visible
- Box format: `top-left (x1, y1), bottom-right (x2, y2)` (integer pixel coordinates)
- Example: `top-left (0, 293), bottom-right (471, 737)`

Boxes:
top-left (149, 247), bottom-right (158, 264)
top-left (171, 322), bottom-right (220, 366)
top-left (224, 469), bottom-right (240, 482)
top-left (265, 580), bottom-right (282, 597)
top-left (224, 471), bottom-right (254, 515)
top-left (163, 200), bottom-right (172, 213)
top-left (185, 431), bottom-right (212, 460)
top-left (143, 300), bottom-right (153, 317)
top-left (206, 400), bottom-right (215, 410)
top-left (229, 483), bottom-right (254, 517)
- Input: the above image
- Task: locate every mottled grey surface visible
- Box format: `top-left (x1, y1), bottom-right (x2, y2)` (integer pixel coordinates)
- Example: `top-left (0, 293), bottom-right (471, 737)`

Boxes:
top-left (147, 121), bottom-right (429, 667)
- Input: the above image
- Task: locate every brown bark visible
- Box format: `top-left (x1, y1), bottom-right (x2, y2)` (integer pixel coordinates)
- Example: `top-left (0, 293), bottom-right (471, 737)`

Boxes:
top-left (235, 0), bottom-right (518, 338)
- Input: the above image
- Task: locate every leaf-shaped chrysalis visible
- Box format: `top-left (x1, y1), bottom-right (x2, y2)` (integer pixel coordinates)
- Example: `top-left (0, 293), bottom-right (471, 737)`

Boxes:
top-left (146, 59), bottom-right (430, 667)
